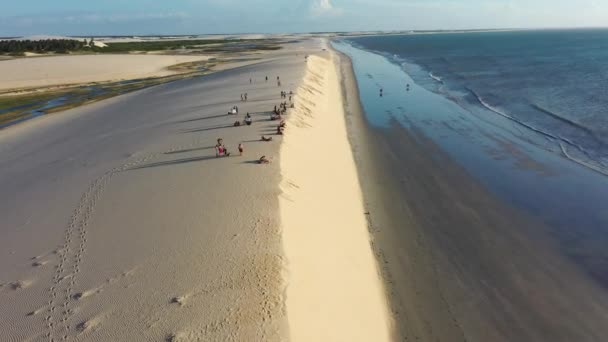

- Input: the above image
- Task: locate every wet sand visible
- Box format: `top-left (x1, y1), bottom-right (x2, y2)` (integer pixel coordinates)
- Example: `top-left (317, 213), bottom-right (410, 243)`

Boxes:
top-left (337, 51), bottom-right (608, 341)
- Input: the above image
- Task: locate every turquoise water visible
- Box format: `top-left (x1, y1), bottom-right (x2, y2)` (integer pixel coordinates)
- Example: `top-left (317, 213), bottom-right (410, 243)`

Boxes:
top-left (333, 36), bottom-right (608, 286)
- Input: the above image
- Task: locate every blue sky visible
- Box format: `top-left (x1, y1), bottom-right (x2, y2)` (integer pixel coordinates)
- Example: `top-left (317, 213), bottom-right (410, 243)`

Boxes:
top-left (1, 0), bottom-right (607, 36)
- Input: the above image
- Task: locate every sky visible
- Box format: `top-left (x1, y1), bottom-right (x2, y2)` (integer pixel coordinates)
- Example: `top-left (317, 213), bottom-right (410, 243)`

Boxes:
top-left (1, 0), bottom-right (607, 36)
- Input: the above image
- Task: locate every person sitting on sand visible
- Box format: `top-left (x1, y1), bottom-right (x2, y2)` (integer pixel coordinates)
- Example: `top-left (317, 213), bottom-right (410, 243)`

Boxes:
top-left (258, 156), bottom-right (270, 164)
top-left (270, 113), bottom-right (280, 121)
top-left (245, 114), bottom-right (253, 126)
top-left (215, 138), bottom-right (230, 157)
top-left (234, 121), bottom-right (241, 127)
top-left (216, 145), bottom-right (230, 157)
top-left (261, 136), bottom-right (273, 142)
top-left (277, 125), bottom-right (284, 135)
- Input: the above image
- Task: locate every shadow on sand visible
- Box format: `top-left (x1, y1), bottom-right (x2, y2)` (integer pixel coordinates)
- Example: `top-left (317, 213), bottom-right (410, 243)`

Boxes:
top-left (180, 124), bottom-right (237, 134)
top-left (175, 113), bottom-right (230, 124)
top-left (127, 155), bottom-right (230, 170)
top-left (164, 146), bottom-right (215, 155)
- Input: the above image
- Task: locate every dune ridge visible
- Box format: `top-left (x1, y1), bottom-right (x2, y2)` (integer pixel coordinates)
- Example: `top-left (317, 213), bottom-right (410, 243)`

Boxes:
top-left (279, 49), bottom-right (393, 341)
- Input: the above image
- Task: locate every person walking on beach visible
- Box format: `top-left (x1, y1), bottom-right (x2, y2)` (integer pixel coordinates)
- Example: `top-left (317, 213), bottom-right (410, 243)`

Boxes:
top-left (244, 93), bottom-right (248, 101)
top-left (250, 78), bottom-right (252, 84)
top-left (265, 76), bottom-right (268, 82)
top-left (238, 143), bottom-right (244, 156)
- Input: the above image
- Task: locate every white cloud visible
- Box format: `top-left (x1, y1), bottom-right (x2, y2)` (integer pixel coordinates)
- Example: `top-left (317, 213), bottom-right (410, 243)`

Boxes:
top-left (310, 0), bottom-right (342, 16)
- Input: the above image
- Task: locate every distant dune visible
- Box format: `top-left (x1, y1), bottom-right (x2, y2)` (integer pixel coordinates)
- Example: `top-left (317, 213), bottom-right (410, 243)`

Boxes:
top-left (0, 54), bottom-right (209, 92)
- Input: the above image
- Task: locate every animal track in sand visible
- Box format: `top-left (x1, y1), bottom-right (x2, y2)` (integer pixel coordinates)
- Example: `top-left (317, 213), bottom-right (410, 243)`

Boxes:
top-left (41, 139), bottom-right (209, 340)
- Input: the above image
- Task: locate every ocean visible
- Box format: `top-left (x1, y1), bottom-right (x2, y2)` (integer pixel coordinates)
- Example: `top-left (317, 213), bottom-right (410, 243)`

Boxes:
top-left (333, 31), bottom-right (608, 289)
top-left (344, 29), bottom-right (608, 175)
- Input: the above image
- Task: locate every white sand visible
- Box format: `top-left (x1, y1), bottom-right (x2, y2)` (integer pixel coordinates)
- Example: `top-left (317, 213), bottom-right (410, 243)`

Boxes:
top-left (279, 50), bottom-right (393, 340)
top-left (0, 38), bottom-right (394, 341)
top-left (0, 54), bottom-right (209, 91)
top-left (0, 40), bottom-right (319, 341)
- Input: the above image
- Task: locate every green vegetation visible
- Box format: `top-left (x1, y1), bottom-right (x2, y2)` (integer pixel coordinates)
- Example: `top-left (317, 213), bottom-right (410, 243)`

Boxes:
top-left (1, 38), bottom-right (283, 55)
top-left (92, 39), bottom-right (230, 53)
top-left (0, 58), bottom-right (220, 127)
top-left (0, 39), bottom-right (86, 54)
top-left (0, 92), bottom-right (65, 125)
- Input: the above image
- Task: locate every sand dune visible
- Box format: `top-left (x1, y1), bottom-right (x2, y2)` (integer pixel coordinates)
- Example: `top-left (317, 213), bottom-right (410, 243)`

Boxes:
top-left (279, 50), bottom-right (392, 341)
top-left (0, 54), bottom-right (209, 91)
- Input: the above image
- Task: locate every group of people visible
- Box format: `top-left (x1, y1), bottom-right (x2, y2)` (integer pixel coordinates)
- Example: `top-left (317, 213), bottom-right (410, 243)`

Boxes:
top-left (273, 101), bottom-right (290, 115)
top-left (277, 120), bottom-right (286, 135)
top-left (233, 112), bottom-right (253, 127)
top-left (216, 75), bottom-right (293, 164)
top-left (280, 90), bottom-right (293, 99)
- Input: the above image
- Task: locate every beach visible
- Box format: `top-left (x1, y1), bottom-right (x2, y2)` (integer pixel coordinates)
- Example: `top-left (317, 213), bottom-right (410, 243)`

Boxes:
top-left (5, 30), bottom-right (607, 342)
top-left (335, 36), bottom-right (608, 341)
top-left (0, 38), bottom-right (393, 341)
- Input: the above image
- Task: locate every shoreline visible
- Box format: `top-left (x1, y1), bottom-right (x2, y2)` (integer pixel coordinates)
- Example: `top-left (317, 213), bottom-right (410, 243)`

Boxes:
top-left (335, 39), bottom-right (608, 341)
top-left (279, 44), bottom-right (393, 341)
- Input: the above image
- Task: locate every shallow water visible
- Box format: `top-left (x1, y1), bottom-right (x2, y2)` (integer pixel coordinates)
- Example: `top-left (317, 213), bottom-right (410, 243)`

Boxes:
top-left (347, 29), bottom-right (608, 175)
top-left (333, 38), bottom-right (608, 288)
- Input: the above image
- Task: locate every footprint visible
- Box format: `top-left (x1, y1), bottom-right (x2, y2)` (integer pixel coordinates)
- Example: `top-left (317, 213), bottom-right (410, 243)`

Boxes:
top-left (27, 308), bottom-right (44, 317)
top-left (170, 295), bottom-right (188, 306)
top-left (73, 287), bottom-right (102, 301)
top-left (166, 332), bottom-right (186, 342)
top-left (32, 260), bottom-right (48, 267)
top-left (76, 316), bottom-right (101, 333)
top-left (10, 280), bottom-right (32, 290)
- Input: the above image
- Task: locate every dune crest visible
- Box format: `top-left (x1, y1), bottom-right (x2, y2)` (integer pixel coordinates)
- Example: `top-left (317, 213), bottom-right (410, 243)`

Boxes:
top-left (279, 48), bottom-right (393, 341)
